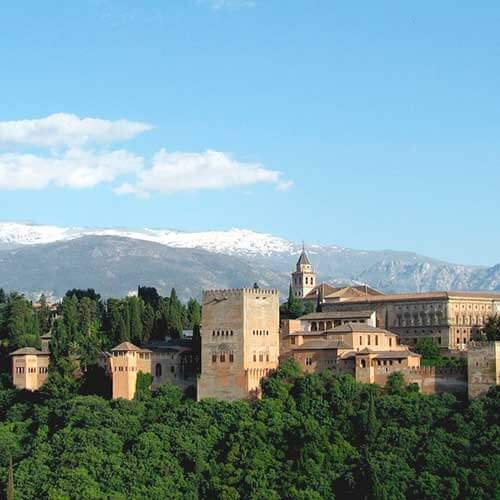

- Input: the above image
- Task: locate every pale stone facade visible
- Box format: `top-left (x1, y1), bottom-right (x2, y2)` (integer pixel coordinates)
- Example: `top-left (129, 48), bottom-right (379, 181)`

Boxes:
top-left (282, 319), bottom-right (421, 383)
top-left (321, 292), bottom-right (500, 352)
top-left (10, 332), bottom-right (52, 391)
top-left (467, 341), bottom-right (500, 399)
top-left (109, 340), bottom-right (198, 400)
top-left (10, 348), bottom-right (50, 391)
top-left (197, 288), bottom-right (280, 401)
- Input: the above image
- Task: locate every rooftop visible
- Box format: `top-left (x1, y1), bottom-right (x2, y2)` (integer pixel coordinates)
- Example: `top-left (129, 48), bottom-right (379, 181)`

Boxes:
top-left (298, 310), bottom-right (374, 321)
top-left (10, 347), bottom-right (48, 356)
top-left (323, 290), bottom-right (500, 304)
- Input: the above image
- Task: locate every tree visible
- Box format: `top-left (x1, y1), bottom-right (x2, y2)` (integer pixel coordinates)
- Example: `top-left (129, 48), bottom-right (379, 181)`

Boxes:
top-left (0, 288), bottom-right (6, 303)
top-left (141, 304), bottom-right (155, 344)
top-left (167, 289), bottom-right (183, 339)
top-left (128, 297), bottom-right (143, 345)
top-left (138, 286), bottom-right (161, 308)
top-left (186, 298), bottom-right (201, 330)
top-left (282, 285), bottom-right (304, 319)
top-left (415, 338), bottom-right (440, 360)
top-left (7, 456), bottom-right (14, 500)
top-left (385, 372), bottom-right (406, 395)
top-left (482, 315), bottom-right (500, 341)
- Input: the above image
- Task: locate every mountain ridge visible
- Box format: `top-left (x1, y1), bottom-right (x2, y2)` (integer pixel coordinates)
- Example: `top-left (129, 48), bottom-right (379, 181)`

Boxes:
top-left (0, 223), bottom-right (498, 300)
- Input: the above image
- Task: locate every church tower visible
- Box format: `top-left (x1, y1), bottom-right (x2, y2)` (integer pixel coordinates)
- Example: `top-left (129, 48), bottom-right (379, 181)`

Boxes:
top-left (291, 247), bottom-right (316, 298)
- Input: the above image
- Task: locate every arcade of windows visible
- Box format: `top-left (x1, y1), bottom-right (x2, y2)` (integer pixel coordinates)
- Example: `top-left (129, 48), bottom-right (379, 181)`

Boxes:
top-left (212, 330), bottom-right (234, 337)
top-left (16, 367), bottom-right (45, 374)
top-left (252, 330), bottom-right (269, 336)
top-left (310, 319), bottom-right (366, 332)
top-left (211, 352), bottom-right (235, 363)
top-left (252, 353), bottom-right (270, 363)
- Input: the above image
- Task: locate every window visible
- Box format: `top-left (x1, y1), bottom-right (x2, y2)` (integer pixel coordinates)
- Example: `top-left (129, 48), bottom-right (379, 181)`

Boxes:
top-left (306, 357), bottom-right (313, 366)
top-left (171, 366), bottom-right (175, 373)
top-left (220, 354), bottom-right (226, 363)
top-left (367, 336), bottom-right (371, 346)
top-left (389, 338), bottom-right (392, 347)
top-left (375, 335), bottom-right (378, 346)
top-left (212, 354), bottom-right (217, 363)
top-left (266, 354), bottom-right (269, 362)
top-left (259, 354), bottom-right (263, 362)
top-left (291, 337), bottom-right (296, 345)
top-left (229, 353), bottom-right (234, 363)
top-left (253, 354), bottom-right (257, 362)
top-left (359, 336), bottom-right (363, 345)
top-left (155, 363), bottom-right (162, 377)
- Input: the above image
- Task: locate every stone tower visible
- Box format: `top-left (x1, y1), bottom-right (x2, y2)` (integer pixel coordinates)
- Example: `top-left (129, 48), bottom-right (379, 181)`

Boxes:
top-left (197, 288), bottom-right (280, 401)
top-left (291, 247), bottom-right (316, 298)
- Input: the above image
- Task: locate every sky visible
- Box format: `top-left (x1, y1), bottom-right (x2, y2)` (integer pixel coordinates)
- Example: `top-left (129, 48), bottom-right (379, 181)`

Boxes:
top-left (1, 1), bottom-right (500, 266)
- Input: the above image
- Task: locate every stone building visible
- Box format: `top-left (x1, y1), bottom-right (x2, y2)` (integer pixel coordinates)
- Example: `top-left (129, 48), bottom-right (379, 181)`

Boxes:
top-left (10, 332), bottom-right (52, 391)
top-left (108, 339), bottom-right (198, 400)
top-left (468, 341), bottom-right (500, 399)
top-left (197, 288), bottom-right (280, 401)
top-left (321, 292), bottom-right (500, 352)
top-left (291, 249), bottom-right (500, 352)
top-left (282, 318), bottom-right (421, 379)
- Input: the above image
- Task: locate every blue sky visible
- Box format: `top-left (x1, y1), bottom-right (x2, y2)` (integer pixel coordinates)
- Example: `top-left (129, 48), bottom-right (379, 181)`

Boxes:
top-left (1, 1), bottom-right (500, 266)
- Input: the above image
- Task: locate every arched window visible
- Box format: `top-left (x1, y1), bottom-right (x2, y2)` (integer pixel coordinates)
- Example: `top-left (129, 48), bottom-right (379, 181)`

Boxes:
top-left (155, 363), bottom-right (162, 377)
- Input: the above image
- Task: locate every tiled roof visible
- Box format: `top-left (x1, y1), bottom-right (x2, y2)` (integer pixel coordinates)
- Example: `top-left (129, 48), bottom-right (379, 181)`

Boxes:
top-left (325, 290), bottom-right (500, 304)
top-left (298, 310), bottom-right (374, 320)
top-left (329, 323), bottom-right (396, 335)
top-left (111, 342), bottom-right (142, 352)
top-left (297, 250), bottom-right (311, 266)
top-left (10, 347), bottom-right (47, 356)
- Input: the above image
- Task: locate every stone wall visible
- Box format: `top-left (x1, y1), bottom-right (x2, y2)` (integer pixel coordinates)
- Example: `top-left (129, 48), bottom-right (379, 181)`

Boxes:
top-left (468, 341), bottom-right (500, 399)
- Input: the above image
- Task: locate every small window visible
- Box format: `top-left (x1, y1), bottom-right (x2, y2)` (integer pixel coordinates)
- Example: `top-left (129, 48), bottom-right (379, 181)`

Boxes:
top-left (229, 353), bottom-right (234, 363)
top-left (212, 354), bottom-right (217, 363)
top-left (220, 354), bottom-right (226, 363)
top-left (155, 363), bottom-right (162, 377)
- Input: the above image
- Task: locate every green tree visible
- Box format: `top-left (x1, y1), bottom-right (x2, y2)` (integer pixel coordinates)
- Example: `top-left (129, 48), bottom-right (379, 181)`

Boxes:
top-left (482, 314), bottom-right (500, 341)
top-left (128, 297), bottom-right (144, 345)
top-left (7, 456), bottom-right (14, 500)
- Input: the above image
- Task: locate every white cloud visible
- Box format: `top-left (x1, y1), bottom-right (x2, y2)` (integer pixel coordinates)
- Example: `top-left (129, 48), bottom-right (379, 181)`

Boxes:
top-left (0, 113), bottom-right (153, 147)
top-left (0, 149), bottom-right (143, 190)
top-left (114, 149), bottom-right (291, 196)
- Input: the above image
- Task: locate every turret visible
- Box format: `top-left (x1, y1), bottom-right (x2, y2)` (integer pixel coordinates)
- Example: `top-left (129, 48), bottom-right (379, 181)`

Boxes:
top-left (291, 247), bottom-right (316, 298)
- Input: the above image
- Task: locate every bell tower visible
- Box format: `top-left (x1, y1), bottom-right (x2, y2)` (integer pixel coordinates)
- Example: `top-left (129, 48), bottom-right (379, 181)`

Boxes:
top-left (291, 246), bottom-right (316, 298)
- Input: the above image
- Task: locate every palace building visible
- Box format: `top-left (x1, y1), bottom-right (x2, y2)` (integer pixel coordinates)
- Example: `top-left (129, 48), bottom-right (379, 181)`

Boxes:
top-left (197, 288), bottom-right (280, 401)
top-left (291, 250), bottom-right (500, 352)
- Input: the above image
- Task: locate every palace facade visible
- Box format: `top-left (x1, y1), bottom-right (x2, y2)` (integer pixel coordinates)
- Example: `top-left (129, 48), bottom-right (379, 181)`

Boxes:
top-left (292, 250), bottom-right (500, 352)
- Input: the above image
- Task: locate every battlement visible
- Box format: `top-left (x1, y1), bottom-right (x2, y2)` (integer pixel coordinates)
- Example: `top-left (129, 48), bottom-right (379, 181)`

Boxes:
top-left (203, 288), bottom-right (279, 298)
top-left (404, 365), bottom-right (466, 376)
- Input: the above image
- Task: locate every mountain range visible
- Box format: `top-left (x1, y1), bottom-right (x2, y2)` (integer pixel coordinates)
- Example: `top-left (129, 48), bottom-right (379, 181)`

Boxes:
top-left (0, 223), bottom-right (498, 301)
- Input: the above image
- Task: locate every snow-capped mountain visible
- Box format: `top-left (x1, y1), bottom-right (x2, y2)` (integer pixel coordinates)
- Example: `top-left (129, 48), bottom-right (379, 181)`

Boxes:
top-left (0, 223), bottom-right (296, 257)
top-left (0, 222), bottom-right (498, 300)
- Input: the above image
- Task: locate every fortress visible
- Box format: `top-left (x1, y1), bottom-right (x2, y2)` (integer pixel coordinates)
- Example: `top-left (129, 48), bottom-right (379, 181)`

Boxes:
top-left (8, 250), bottom-right (500, 401)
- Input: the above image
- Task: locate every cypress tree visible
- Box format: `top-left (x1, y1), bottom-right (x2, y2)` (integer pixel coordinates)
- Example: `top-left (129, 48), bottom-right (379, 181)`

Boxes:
top-left (7, 456), bottom-right (14, 500)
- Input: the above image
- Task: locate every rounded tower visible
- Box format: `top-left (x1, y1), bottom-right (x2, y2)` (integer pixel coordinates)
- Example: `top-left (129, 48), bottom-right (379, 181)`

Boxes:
top-left (291, 247), bottom-right (316, 298)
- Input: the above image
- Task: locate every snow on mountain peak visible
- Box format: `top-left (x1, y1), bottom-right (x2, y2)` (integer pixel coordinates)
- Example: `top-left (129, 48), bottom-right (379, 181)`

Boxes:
top-left (0, 223), bottom-right (296, 257)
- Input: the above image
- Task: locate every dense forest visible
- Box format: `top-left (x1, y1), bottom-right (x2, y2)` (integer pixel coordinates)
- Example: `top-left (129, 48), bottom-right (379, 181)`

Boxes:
top-left (0, 360), bottom-right (497, 499)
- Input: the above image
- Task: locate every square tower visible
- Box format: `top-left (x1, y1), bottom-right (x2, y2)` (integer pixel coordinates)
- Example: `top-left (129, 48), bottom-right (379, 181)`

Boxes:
top-left (197, 288), bottom-right (280, 401)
